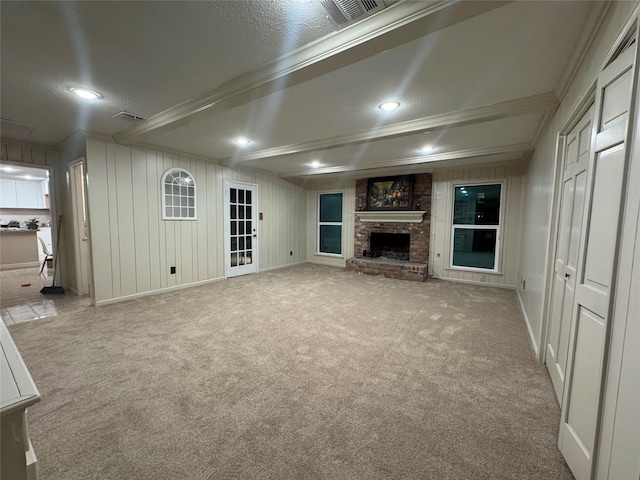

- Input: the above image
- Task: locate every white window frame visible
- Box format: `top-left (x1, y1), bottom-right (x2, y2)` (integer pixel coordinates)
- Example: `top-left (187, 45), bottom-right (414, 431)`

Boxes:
top-left (317, 191), bottom-right (343, 257)
top-left (161, 168), bottom-right (197, 220)
top-left (449, 181), bottom-right (504, 273)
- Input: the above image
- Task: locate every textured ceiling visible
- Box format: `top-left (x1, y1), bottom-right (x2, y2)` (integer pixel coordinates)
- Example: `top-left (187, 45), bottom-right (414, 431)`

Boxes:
top-left (1, 1), bottom-right (601, 178)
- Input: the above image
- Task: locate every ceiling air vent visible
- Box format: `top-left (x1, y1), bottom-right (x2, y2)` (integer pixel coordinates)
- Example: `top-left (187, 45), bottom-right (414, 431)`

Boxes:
top-left (320, 0), bottom-right (390, 29)
top-left (1, 118), bottom-right (34, 138)
top-left (113, 111), bottom-right (145, 122)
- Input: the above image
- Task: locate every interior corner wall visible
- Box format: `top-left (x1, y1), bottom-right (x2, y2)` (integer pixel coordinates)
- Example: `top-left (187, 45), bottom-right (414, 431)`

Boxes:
top-left (430, 161), bottom-right (525, 288)
top-left (516, 0), bottom-right (638, 357)
top-left (85, 139), bottom-right (306, 304)
top-left (304, 177), bottom-right (356, 267)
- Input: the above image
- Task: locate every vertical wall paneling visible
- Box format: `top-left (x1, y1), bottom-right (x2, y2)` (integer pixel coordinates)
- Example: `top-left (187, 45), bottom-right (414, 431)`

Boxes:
top-left (83, 139), bottom-right (307, 303)
top-left (145, 150), bottom-right (162, 292)
top-left (163, 154), bottom-right (177, 287)
top-left (178, 156), bottom-right (193, 285)
top-left (115, 144), bottom-right (137, 297)
top-left (85, 140), bottom-right (112, 302)
top-left (131, 148), bottom-right (151, 294)
top-left (106, 144), bottom-right (122, 298)
top-left (196, 161), bottom-right (208, 281)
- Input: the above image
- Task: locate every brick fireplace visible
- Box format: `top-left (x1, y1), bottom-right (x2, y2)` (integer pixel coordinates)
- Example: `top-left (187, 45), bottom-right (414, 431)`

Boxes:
top-left (346, 173), bottom-right (432, 282)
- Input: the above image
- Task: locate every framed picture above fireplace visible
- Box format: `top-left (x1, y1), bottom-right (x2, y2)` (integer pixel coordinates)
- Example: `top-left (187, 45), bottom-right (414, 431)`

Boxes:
top-left (366, 175), bottom-right (414, 210)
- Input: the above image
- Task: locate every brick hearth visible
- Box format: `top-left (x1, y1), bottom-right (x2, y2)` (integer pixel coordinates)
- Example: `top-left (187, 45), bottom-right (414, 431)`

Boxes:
top-left (346, 173), bottom-right (432, 282)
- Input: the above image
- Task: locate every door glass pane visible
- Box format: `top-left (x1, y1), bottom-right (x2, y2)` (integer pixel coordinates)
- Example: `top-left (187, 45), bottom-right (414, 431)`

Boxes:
top-left (246, 206), bottom-right (251, 219)
top-left (230, 205), bottom-right (236, 219)
top-left (231, 237), bottom-right (237, 252)
top-left (239, 207), bottom-right (244, 219)
top-left (246, 236), bottom-right (252, 250)
top-left (231, 252), bottom-right (238, 267)
top-left (244, 253), bottom-right (252, 265)
top-left (319, 225), bottom-right (342, 254)
top-left (452, 228), bottom-right (496, 269)
top-left (231, 222), bottom-right (237, 236)
top-left (239, 237), bottom-right (245, 250)
top-left (239, 189), bottom-right (245, 204)
top-left (246, 221), bottom-right (252, 233)
top-left (246, 190), bottom-right (252, 204)
top-left (239, 222), bottom-right (245, 235)
top-left (319, 193), bottom-right (343, 222)
top-left (453, 184), bottom-right (501, 225)
top-left (230, 188), bottom-right (237, 203)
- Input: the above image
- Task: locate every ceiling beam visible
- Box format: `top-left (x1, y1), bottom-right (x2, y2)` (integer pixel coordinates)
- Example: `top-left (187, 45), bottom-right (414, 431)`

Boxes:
top-left (279, 142), bottom-right (533, 178)
top-left (113, 1), bottom-right (509, 145)
top-left (220, 92), bottom-right (557, 165)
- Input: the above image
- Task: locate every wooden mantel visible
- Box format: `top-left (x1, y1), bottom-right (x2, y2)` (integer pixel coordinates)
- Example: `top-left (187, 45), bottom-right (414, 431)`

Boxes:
top-left (354, 211), bottom-right (426, 223)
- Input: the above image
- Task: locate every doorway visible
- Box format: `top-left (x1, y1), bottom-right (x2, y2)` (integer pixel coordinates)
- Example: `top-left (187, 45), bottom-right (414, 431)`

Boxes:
top-left (224, 181), bottom-right (258, 278)
top-left (70, 160), bottom-right (91, 296)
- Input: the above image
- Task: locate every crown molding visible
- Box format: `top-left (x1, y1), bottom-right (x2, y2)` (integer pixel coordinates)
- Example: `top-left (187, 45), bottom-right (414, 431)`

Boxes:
top-left (113, 1), bottom-right (507, 145)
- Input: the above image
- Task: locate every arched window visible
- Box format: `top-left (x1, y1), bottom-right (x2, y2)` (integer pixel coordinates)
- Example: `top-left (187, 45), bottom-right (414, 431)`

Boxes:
top-left (162, 168), bottom-right (196, 220)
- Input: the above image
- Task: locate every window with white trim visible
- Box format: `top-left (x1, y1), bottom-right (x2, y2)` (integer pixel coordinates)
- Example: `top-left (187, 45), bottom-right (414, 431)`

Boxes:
top-left (317, 192), bottom-right (343, 255)
top-left (162, 168), bottom-right (197, 220)
top-left (451, 183), bottom-right (502, 271)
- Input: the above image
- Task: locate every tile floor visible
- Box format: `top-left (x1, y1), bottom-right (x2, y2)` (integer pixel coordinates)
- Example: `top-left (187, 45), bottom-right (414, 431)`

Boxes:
top-left (0, 267), bottom-right (92, 325)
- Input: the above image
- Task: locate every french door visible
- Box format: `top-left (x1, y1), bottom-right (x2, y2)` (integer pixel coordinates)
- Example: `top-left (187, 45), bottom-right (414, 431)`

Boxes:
top-left (545, 105), bottom-right (593, 404)
top-left (224, 181), bottom-right (258, 278)
top-left (558, 42), bottom-right (636, 480)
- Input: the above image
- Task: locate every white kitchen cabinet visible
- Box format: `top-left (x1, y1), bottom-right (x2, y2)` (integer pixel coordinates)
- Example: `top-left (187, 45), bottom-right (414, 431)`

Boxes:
top-left (1, 180), bottom-right (45, 209)
top-left (0, 179), bottom-right (18, 208)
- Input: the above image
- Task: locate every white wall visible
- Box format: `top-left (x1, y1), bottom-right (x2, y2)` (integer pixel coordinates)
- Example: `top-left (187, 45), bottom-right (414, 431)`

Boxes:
top-left (304, 177), bottom-right (356, 267)
top-left (85, 139), bottom-right (306, 304)
top-left (430, 161), bottom-right (525, 288)
top-left (517, 0), bottom-right (638, 357)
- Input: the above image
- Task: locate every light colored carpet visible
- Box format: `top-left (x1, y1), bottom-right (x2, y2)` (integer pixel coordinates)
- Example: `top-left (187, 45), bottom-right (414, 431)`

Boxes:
top-left (6, 263), bottom-right (573, 479)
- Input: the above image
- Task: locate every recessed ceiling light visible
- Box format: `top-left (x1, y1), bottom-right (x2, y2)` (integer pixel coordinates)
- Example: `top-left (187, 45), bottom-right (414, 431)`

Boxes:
top-left (310, 160), bottom-right (321, 168)
top-left (234, 136), bottom-right (251, 145)
top-left (419, 145), bottom-right (436, 153)
top-left (378, 101), bottom-right (400, 111)
top-left (68, 87), bottom-right (103, 100)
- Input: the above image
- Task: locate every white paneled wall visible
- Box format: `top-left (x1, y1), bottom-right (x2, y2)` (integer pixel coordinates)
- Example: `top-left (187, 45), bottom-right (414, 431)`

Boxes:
top-left (430, 161), bottom-right (525, 287)
top-left (86, 139), bottom-right (306, 304)
top-left (305, 178), bottom-right (356, 267)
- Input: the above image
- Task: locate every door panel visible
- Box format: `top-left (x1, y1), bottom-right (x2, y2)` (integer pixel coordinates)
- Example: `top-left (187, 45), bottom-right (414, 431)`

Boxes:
top-left (224, 181), bottom-right (258, 278)
top-left (559, 43), bottom-right (635, 480)
top-left (583, 145), bottom-right (626, 288)
top-left (545, 105), bottom-right (593, 403)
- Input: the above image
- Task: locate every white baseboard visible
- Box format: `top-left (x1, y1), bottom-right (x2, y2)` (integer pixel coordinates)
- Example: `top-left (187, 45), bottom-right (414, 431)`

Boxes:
top-left (0, 261), bottom-right (40, 271)
top-left (516, 287), bottom-right (540, 358)
top-left (95, 276), bottom-right (225, 306)
top-left (260, 261), bottom-right (307, 273)
top-left (430, 275), bottom-right (516, 290)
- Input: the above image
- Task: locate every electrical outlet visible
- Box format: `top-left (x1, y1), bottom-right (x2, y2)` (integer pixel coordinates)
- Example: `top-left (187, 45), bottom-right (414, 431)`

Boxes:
top-left (170, 266), bottom-right (176, 274)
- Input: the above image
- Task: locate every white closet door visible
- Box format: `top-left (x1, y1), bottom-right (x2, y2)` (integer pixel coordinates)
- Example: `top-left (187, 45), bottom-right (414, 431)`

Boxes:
top-left (558, 44), bottom-right (636, 480)
top-left (546, 105), bottom-right (593, 404)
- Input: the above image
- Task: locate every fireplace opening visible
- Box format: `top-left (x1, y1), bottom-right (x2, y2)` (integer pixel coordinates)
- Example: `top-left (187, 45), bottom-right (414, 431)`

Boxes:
top-left (368, 232), bottom-right (410, 261)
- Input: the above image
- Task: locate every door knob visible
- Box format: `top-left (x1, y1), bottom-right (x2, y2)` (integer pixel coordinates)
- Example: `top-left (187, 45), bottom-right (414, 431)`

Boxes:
top-left (565, 273), bottom-right (570, 279)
